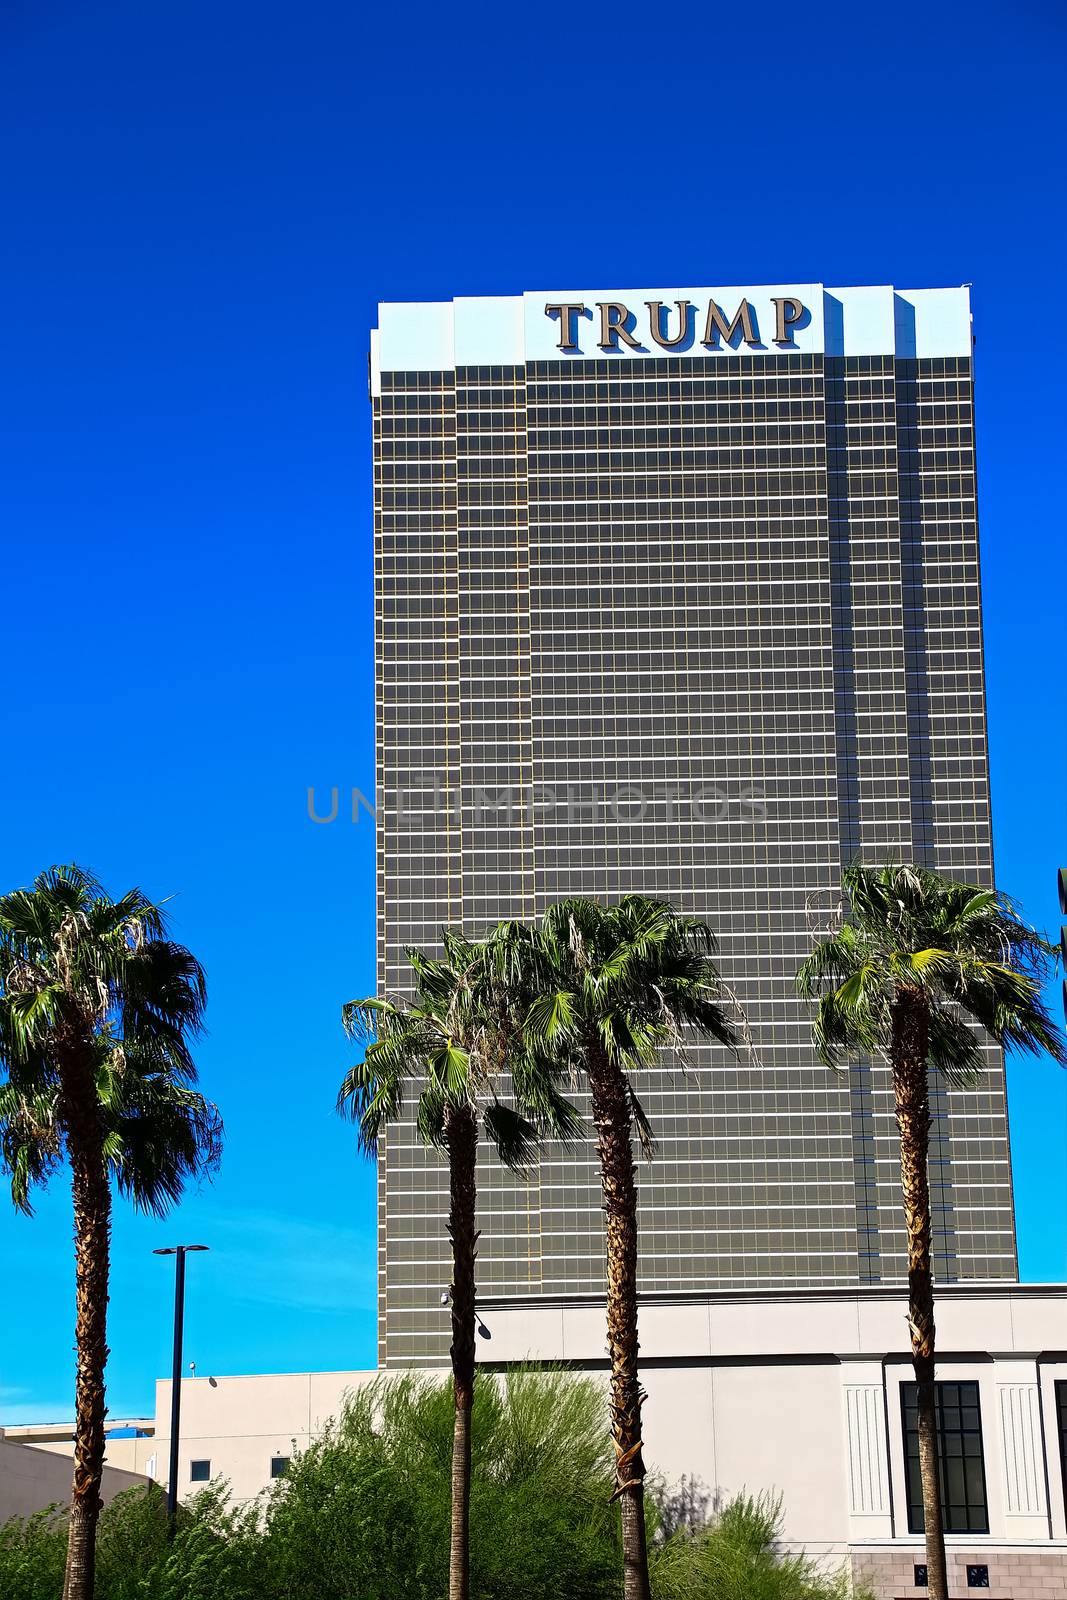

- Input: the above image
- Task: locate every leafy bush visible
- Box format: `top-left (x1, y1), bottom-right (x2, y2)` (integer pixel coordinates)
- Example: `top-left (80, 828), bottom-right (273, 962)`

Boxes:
top-left (0, 1506), bottom-right (67, 1600)
top-left (95, 1481), bottom-right (260, 1600)
top-left (259, 1368), bottom-right (623, 1600)
top-left (0, 1483), bottom-right (260, 1600)
top-left (651, 1491), bottom-right (868, 1600)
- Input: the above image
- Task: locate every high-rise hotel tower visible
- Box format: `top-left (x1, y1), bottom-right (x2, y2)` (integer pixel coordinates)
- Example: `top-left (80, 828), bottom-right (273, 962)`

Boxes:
top-left (370, 284), bottom-right (1013, 1366)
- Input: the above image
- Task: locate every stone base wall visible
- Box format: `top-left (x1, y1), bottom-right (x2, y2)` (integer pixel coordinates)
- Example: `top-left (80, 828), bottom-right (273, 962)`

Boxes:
top-left (852, 1547), bottom-right (1067, 1599)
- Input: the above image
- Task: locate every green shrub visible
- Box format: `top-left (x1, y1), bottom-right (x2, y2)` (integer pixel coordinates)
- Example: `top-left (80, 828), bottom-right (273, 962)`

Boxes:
top-left (0, 1484), bottom-right (260, 1600)
top-left (259, 1367), bottom-right (623, 1600)
top-left (95, 1481), bottom-right (261, 1600)
top-left (651, 1490), bottom-right (868, 1600)
top-left (0, 1506), bottom-right (67, 1600)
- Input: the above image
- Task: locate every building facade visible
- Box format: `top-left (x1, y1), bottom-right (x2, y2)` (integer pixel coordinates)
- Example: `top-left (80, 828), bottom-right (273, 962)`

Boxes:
top-left (12, 1285), bottom-right (1067, 1599)
top-left (371, 283), bottom-right (1012, 1369)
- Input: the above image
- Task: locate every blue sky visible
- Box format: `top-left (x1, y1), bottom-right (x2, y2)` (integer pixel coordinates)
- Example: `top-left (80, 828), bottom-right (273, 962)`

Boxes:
top-left (0, 0), bottom-right (1064, 1422)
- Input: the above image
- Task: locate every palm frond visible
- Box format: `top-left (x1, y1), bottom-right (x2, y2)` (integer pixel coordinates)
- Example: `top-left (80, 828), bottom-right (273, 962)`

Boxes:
top-left (795, 923), bottom-right (865, 997)
top-left (0, 1081), bottom-right (60, 1213)
top-left (798, 860), bottom-right (1067, 1080)
top-left (0, 867), bottom-right (217, 1217)
top-left (342, 996), bottom-right (391, 1043)
top-left (415, 1084), bottom-right (448, 1150)
top-left (482, 1101), bottom-right (538, 1172)
top-left (624, 1082), bottom-right (657, 1161)
top-left (811, 990), bottom-right (878, 1070)
top-left (521, 1077), bottom-right (584, 1142)
top-left (428, 1040), bottom-right (471, 1098)
top-left (524, 989), bottom-right (577, 1046)
top-left (109, 1082), bottom-right (223, 1216)
top-left (337, 930), bottom-right (567, 1173)
top-left (926, 1006), bottom-right (983, 1087)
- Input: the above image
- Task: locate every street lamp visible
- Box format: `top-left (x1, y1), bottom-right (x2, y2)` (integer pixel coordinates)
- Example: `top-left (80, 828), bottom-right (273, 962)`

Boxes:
top-left (439, 1286), bottom-right (491, 1339)
top-left (153, 1245), bottom-right (209, 1531)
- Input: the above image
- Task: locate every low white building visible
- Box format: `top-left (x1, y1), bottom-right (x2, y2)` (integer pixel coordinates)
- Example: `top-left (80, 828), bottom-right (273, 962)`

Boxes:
top-left (0, 1425), bottom-right (150, 1524)
top-left (7, 1284), bottom-right (1067, 1597)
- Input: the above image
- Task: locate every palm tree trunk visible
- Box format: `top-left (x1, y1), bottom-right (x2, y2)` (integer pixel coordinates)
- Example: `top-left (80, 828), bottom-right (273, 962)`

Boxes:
top-left (59, 1051), bottom-right (112, 1600)
top-left (445, 1102), bottom-right (478, 1600)
top-left (891, 987), bottom-right (948, 1600)
top-left (587, 1042), bottom-right (650, 1600)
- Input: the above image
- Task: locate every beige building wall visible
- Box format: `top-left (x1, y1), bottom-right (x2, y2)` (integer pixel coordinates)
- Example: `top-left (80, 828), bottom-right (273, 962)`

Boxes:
top-left (0, 1438), bottom-right (146, 1524)
top-left (478, 1285), bottom-right (1067, 1597)
top-left (127, 1287), bottom-right (1067, 1546)
top-left (478, 1285), bottom-right (1067, 1553)
top-left (151, 1370), bottom-right (382, 1507)
top-left (1, 1420), bottom-right (157, 1478)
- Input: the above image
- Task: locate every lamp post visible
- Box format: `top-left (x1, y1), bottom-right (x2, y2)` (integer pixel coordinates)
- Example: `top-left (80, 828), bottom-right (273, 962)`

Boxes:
top-left (153, 1244), bottom-right (209, 1532)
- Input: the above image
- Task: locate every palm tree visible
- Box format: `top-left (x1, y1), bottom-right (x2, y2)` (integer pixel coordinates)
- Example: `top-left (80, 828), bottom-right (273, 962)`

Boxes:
top-left (504, 896), bottom-right (738, 1600)
top-left (796, 861), bottom-right (1065, 1600)
top-left (339, 927), bottom-right (576, 1600)
top-left (0, 864), bottom-right (222, 1600)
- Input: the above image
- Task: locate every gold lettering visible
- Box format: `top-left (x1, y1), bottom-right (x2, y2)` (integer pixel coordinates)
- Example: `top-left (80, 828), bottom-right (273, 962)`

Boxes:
top-left (702, 299), bottom-right (758, 348)
top-left (597, 302), bottom-right (642, 351)
top-left (645, 300), bottom-right (692, 349)
top-left (772, 296), bottom-right (806, 344)
top-left (544, 302), bottom-right (587, 352)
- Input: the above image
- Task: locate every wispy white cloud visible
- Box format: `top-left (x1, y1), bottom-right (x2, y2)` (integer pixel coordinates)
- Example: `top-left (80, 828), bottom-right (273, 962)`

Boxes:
top-left (182, 1208), bottom-right (377, 1315)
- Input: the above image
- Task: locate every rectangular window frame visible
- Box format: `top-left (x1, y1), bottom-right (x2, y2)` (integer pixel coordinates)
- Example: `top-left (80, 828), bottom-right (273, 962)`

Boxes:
top-left (1054, 1380), bottom-right (1067, 1510)
top-left (900, 1380), bottom-right (989, 1535)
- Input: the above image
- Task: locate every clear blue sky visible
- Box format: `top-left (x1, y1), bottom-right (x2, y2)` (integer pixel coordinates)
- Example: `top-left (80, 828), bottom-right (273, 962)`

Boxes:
top-left (1, 0), bottom-right (1064, 1424)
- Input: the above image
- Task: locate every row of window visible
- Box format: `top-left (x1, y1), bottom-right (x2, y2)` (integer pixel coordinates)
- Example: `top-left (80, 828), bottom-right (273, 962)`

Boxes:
top-left (190, 1455), bottom-right (289, 1483)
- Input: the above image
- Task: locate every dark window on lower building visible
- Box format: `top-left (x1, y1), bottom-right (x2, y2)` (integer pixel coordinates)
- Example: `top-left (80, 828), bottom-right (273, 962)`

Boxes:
top-left (966, 1566), bottom-right (989, 1588)
top-left (270, 1456), bottom-right (290, 1479)
top-left (914, 1566), bottom-right (928, 1588)
top-left (1055, 1381), bottom-right (1067, 1506)
top-left (901, 1380), bottom-right (989, 1534)
top-left (190, 1459), bottom-right (211, 1482)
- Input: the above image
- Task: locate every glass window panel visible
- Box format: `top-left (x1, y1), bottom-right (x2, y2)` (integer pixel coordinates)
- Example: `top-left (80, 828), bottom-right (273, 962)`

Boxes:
top-left (900, 1381), bottom-right (988, 1535)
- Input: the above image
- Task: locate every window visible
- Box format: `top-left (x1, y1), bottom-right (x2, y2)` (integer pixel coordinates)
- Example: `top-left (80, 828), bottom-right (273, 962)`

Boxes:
top-left (966, 1567), bottom-right (989, 1589)
top-left (270, 1456), bottom-right (290, 1479)
top-left (901, 1381), bottom-right (988, 1533)
top-left (189, 1460), bottom-right (211, 1483)
top-left (1055, 1381), bottom-right (1067, 1502)
top-left (914, 1567), bottom-right (927, 1588)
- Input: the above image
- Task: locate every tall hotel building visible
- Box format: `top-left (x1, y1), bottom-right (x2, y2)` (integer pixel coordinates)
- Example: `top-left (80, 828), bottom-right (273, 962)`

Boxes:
top-left (369, 284), bottom-right (1013, 1369)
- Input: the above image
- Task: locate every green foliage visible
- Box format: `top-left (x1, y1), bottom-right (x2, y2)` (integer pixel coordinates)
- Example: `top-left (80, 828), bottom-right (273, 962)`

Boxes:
top-left (259, 1368), bottom-right (623, 1600)
top-left (796, 861), bottom-right (1067, 1080)
top-left (339, 929), bottom-right (575, 1167)
top-left (651, 1492), bottom-right (870, 1600)
top-left (93, 1482), bottom-right (260, 1600)
top-left (498, 895), bottom-right (739, 1153)
top-left (0, 863), bottom-right (222, 1215)
top-left (0, 1485), bottom-right (260, 1600)
top-left (0, 1506), bottom-right (68, 1600)
top-left (0, 1382), bottom-right (873, 1600)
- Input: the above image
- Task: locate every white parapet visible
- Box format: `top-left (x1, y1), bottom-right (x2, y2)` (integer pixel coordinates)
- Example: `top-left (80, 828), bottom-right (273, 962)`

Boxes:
top-left (370, 282), bottom-right (973, 389)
